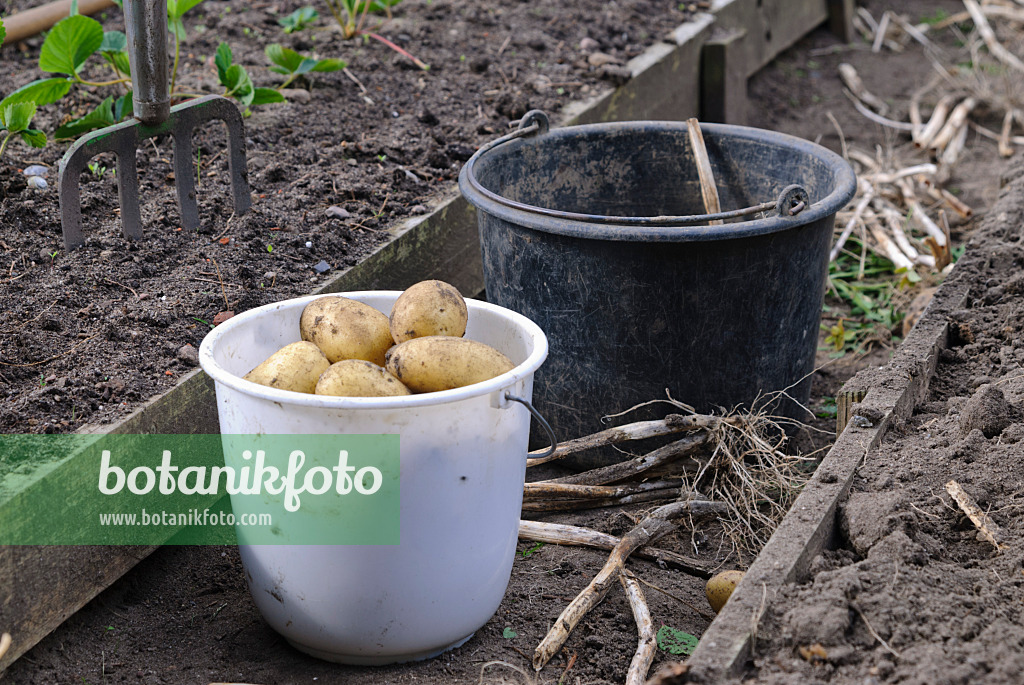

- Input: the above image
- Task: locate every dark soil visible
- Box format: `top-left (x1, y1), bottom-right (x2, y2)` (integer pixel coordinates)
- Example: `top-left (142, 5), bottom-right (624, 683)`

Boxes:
top-left (0, 0), bottom-right (694, 434)
top-left (736, 157), bottom-right (1024, 685)
top-left (3, 0), bottom-right (1019, 683)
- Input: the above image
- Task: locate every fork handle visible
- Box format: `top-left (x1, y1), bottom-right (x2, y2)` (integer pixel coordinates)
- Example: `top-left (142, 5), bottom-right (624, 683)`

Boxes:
top-left (123, 0), bottom-right (169, 125)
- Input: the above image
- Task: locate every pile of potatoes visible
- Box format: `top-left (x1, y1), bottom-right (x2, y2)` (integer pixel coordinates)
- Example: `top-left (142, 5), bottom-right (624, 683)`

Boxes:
top-left (243, 280), bottom-right (516, 397)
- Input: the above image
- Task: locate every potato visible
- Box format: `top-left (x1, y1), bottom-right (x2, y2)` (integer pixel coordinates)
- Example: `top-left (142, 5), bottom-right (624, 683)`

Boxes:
top-left (315, 360), bottom-right (412, 397)
top-left (300, 296), bottom-right (394, 365)
top-left (385, 336), bottom-right (515, 393)
top-left (244, 341), bottom-right (330, 394)
top-left (705, 570), bottom-right (745, 614)
top-left (389, 280), bottom-right (469, 344)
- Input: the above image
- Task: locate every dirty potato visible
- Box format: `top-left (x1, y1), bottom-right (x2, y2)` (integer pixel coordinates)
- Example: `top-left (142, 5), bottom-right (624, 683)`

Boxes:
top-left (385, 336), bottom-right (515, 393)
top-left (299, 296), bottom-right (394, 365)
top-left (705, 570), bottom-right (745, 614)
top-left (315, 359), bottom-right (412, 397)
top-left (389, 280), bottom-right (469, 344)
top-left (244, 341), bottom-right (330, 394)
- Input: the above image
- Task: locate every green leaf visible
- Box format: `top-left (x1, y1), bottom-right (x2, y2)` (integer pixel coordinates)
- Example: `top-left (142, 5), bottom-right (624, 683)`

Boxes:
top-left (279, 6), bottom-right (319, 33)
top-left (0, 17), bottom-right (7, 46)
top-left (0, 78), bottom-right (73, 110)
top-left (54, 97), bottom-right (117, 139)
top-left (267, 66), bottom-right (290, 76)
top-left (39, 14), bottom-right (104, 75)
top-left (169, 16), bottom-right (186, 41)
top-left (214, 42), bottom-right (233, 83)
top-left (102, 50), bottom-right (131, 76)
top-left (501, 626), bottom-right (517, 639)
top-left (656, 625), bottom-right (698, 656)
top-left (19, 129), bottom-right (47, 148)
top-left (113, 92), bottom-right (134, 120)
top-left (251, 87), bottom-right (286, 105)
top-left (2, 102), bottom-right (37, 132)
top-left (70, 0), bottom-right (79, 16)
top-left (265, 43), bottom-right (303, 74)
top-left (223, 64), bottom-right (254, 106)
top-left (311, 58), bottom-right (345, 72)
top-left (99, 30), bottom-right (127, 54)
top-left (168, 0), bottom-right (205, 20)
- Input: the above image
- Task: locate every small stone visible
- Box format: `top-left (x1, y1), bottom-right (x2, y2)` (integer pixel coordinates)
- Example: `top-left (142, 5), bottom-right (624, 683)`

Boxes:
top-left (304, 241), bottom-right (313, 248)
top-left (26, 175), bottom-right (47, 189)
top-left (527, 37), bottom-right (547, 51)
top-left (403, 169), bottom-right (422, 183)
top-left (345, 158), bottom-right (358, 166)
top-left (469, 56), bottom-right (490, 73)
top-left (177, 344), bottom-right (199, 366)
top-left (212, 310), bottom-right (235, 326)
top-left (23, 164), bottom-right (48, 177)
top-left (410, 205), bottom-right (427, 215)
top-left (598, 64), bottom-right (632, 86)
top-left (579, 37), bottom-right (600, 52)
top-left (325, 205), bottom-right (351, 219)
top-left (99, 250), bottom-right (113, 258)
top-left (281, 88), bottom-right (311, 104)
top-left (530, 75), bottom-right (552, 93)
top-left (417, 109), bottom-right (439, 126)
top-left (587, 52), bottom-right (621, 68)
top-left (263, 271), bottom-right (276, 280)
top-left (38, 248), bottom-right (54, 261)
top-left (313, 260), bottom-right (331, 274)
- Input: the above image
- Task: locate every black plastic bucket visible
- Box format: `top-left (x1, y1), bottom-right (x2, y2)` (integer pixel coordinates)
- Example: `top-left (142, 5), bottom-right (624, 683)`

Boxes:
top-left (459, 112), bottom-right (856, 467)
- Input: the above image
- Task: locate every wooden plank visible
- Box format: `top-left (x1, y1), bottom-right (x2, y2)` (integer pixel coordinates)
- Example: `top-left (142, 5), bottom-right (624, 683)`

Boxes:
top-left (701, 28), bottom-right (748, 124)
top-left (711, 0), bottom-right (830, 77)
top-left (683, 282), bottom-right (969, 681)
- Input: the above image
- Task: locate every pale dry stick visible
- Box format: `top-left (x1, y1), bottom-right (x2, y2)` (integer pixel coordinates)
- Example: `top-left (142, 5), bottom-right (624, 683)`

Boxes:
top-left (852, 604), bottom-right (901, 658)
top-left (964, 0), bottom-right (1024, 72)
top-left (522, 488), bottom-right (681, 513)
top-left (915, 94), bottom-right (956, 148)
top-left (868, 163), bottom-right (938, 184)
top-left (896, 178), bottom-right (948, 246)
top-left (0, 632), bottom-right (10, 661)
top-left (923, 210), bottom-right (953, 270)
top-left (885, 11), bottom-right (937, 51)
top-left (210, 257), bottom-right (230, 311)
top-left (846, 94), bottom-right (915, 132)
top-left (908, 74), bottom-right (945, 145)
top-left (939, 121), bottom-right (970, 167)
top-left (517, 520), bottom-right (714, 578)
top-left (839, 63), bottom-right (890, 114)
top-left (526, 413), bottom-right (709, 467)
top-left (871, 12), bottom-right (890, 53)
top-left (539, 432), bottom-right (711, 486)
top-left (999, 109), bottom-right (1018, 157)
top-left (868, 222), bottom-right (915, 270)
top-left (968, 119), bottom-right (1024, 146)
top-left (829, 178), bottom-right (875, 262)
top-left (851, 13), bottom-right (876, 43)
top-left (929, 98), bottom-right (976, 152)
top-left (102, 277), bottom-right (139, 299)
top-left (945, 479), bottom-right (1007, 550)
top-left (523, 479), bottom-right (683, 501)
top-left (620, 571), bottom-right (657, 685)
top-left (875, 201), bottom-right (936, 268)
top-left (686, 118), bottom-right (723, 226)
top-left (826, 110), bottom-right (848, 160)
top-left (927, 5), bottom-right (1024, 31)
top-left (917, 177), bottom-right (974, 218)
top-left (856, 6), bottom-right (879, 35)
top-left (532, 499), bottom-right (728, 671)
top-left (847, 147), bottom-right (881, 172)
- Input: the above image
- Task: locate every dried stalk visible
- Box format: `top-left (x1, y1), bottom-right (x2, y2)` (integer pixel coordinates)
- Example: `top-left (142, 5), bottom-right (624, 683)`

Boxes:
top-left (527, 414), bottom-right (712, 467)
top-left (539, 432), bottom-right (711, 486)
top-left (945, 479), bottom-right (1007, 550)
top-left (517, 519), bottom-right (713, 578)
top-left (840, 63), bottom-right (889, 113)
top-left (620, 571), bottom-right (657, 685)
top-left (523, 479), bottom-right (684, 501)
top-left (868, 163), bottom-right (938, 184)
top-left (522, 488), bottom-right (680, 512)
top-left (0, 632), bottom-right (10, 661)
top-left (871, 12), bottom-right (890, 53)
top-left (999, 109), bottom-right (1018, 157)
top-left (930, 98), bottom-right (976, 152)
top-left (915, 95), bottom-right (956, 148)
top-left (875, 201), bottom-right (935, 268)
top-left (532, 499), bottom-right (728, 671)
top-left (830, 178), bottom-right (875, 261)
top-left (896, 179), bottom-right (947, 246)
top-left (868, 221), bottom-right (915, 271)
top-left (963, 0), bottom-right (1024, 73)
top-left (847, 95), bottom-right (915, 131)
top-left (687, 118), bottom-right (723, 225)
top-left (939, 121), bottom-right (970, 167)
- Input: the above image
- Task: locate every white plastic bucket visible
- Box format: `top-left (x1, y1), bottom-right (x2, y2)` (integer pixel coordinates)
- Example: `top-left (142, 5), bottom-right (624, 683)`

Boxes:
top-left (198, 291), bottom-right (548, 664)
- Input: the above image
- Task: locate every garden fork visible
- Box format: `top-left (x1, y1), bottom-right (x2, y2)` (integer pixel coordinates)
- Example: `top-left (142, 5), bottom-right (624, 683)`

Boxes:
top-left (58, 0), bottom-right (251, 250)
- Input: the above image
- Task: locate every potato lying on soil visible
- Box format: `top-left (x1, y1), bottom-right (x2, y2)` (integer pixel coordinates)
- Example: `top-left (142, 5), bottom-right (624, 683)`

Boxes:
top-left (244, 341), bottom-right (330, 394)
top-left (385, 336), bottom-right (515, 393)
top-left (315, 359), bottom-right (412, 397)
top-left (706, 570), bottom-right (745, 614)
top-left (389, 280), bottom-right (469, 343)
top-left (300, 296), bottom-right (393, 366)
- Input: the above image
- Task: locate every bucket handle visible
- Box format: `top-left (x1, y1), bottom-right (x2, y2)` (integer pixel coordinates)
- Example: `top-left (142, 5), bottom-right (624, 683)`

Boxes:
top-left (464, 109), bottom-right (810, 227)
top-left (505, 392), bottom-right (558, 459)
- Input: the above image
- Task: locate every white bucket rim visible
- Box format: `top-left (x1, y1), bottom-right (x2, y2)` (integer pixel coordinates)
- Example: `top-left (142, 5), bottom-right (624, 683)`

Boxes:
top-left (198, 291), bottom-right (549, 410)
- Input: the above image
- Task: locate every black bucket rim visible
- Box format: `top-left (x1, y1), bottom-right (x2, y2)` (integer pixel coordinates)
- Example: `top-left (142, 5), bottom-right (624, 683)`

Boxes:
top-left (458, 120), bottom-right (857, 243)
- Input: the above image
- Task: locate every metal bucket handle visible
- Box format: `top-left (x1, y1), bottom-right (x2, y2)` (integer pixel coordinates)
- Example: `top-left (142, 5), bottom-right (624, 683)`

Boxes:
top-left (463, 109), bottom-right (808, 226)
top-left (505, 392), bottom-right (557, 459)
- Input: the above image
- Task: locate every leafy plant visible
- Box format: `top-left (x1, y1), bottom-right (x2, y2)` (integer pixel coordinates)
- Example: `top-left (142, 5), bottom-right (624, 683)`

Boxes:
top-left (656, 625), bottom-right (698, 656)
top-left (321, 0), bottom-right (428, 70)
top-left (0, 102), bottom-right (46, 163)
top-left (279, 6), bottom-right (319, 33)
top-left (823, 240), bottom-right (905, 357)
top-left (215, 42), bottom-right (284, 107)
top-left (501, 626), bottom-right (517, 639)
top-left (265, 43), bottom-right (344, 90)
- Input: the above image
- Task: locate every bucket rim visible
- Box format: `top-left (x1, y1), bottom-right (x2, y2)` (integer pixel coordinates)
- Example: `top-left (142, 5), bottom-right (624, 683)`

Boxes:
top-left (458, 120), bottom-right (857, 242)
top-left (198, 292), bottom-right (549, 410)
